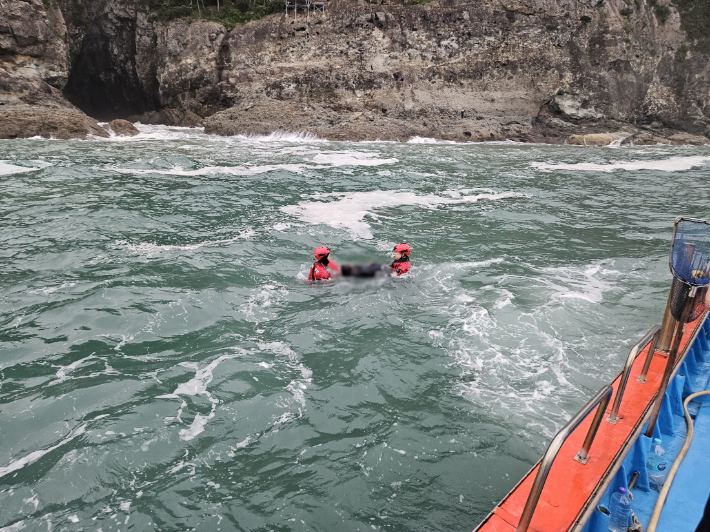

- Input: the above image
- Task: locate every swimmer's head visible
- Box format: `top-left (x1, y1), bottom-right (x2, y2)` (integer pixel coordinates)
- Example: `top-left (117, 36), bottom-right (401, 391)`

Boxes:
top-left (393, 242), bottom-right (411, 260)
top-left (314, 246), bottom-right (331, 262)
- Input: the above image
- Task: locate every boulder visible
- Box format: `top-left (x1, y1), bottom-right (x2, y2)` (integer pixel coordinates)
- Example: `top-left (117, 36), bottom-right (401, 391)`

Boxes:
top-left (108, 119), bottom-right (139, 136)
top-left (0, 107), bottom-right (109, 139)
top-left (624, 132), bottom-right (669, 145)
top-left (550, 90), bottom-right (603, 120)
top-left (667, 132), bottom-right (710, 146)
top-left (568, 132), bottom-right (630, 146)
top-left (127, 109), bottom-right (204, 127)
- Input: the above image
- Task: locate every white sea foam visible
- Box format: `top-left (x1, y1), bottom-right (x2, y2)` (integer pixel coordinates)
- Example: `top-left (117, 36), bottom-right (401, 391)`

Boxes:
top-left (532, 155), bottom-right (710, 173)
top-left (449, 258), bottom-right (506, 270)
top-left (533, 261), bottom-right (618, 304)
top-left (258, 342), bottom-right (312, 411)
top-left (0, 522), bottom-right (26, 532)
top-left (28, 281), bottom-right (77, 296)
top-left (309, 151), bottom-right (398, 167)
top-left (114, 231), bottom-right (254, 257)
top-left (0, 161), bottom-right (45, 176)
top-left (236, 131), bottom-right (324, 143)
top-left (52, 355), bottom-right (97, 384)
top-left (0, 425), bottom-right (87, 478)
top-left (281, 189), bottom-right (525, 239)
top-left (406, 136), bottom-right (458, 144)
top-left (94, 124), bottom-right (207, 142)
top-left (158, 354), bottom-right (240, 441)
top-left (111, 164), bottom-right (307, 176)
top-left (406, 136), bottom-right (438, 144)
top-left (110, 150), bottom-right (394, 177)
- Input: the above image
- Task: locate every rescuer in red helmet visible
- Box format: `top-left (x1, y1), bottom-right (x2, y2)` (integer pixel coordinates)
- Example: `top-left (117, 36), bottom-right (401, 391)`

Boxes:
top-left (391, 243), bottom-right (411, 276)
top-left (308, 246), bottom-right (341, 281)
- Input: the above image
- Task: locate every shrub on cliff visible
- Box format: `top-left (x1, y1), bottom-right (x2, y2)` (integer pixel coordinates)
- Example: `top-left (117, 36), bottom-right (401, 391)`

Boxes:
top-left (147, 0), bottom-right (285, 27)
top-left (654, 4), bottom-right (670, 24)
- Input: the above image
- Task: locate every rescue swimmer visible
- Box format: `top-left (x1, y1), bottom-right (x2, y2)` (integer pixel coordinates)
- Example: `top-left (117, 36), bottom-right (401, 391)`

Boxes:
top-left (390, 243), bottom-right (411, 276)
top-left (308, 246), bottom-right (341, 281)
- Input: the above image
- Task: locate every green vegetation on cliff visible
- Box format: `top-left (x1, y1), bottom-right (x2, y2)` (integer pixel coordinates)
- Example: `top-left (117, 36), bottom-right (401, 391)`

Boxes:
top-left (147, 0), bottom-right (284, 27)
top-left (673, 0), bottom-right (710, 52)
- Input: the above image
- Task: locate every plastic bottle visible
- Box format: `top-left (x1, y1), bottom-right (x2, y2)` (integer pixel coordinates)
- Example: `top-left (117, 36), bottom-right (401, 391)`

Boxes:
top-left (608, 487), bottom-right (631, 532)
top-left (646, 438), bottom-right (668, 492)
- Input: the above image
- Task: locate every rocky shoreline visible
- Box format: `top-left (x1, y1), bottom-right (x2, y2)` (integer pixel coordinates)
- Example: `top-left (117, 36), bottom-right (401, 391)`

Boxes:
top-left (1, 0), bottom-right (709, 145)
top-left (200, 96), bottom-right (710, 145)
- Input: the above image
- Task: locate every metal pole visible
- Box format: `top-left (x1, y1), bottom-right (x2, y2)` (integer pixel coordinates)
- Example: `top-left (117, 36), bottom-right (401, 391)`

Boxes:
top-left (575, 390), bottom-right (613, 463)
top-left (607, 325), bottom-right (660, 423)
top-left (516, 385), bottom-right (613, 532)
top-left (645, 286), bottom-right (697, 437)
top-left (657, 286), bottom-right (678, 352)
top-left (638, 327), bottom-right (661, 383)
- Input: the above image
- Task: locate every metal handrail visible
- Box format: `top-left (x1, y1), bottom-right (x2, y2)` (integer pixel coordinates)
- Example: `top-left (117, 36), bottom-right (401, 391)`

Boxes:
top-left (606, 325), bottom-right (661, 424)
top-left (638, 326), bottom-right (662, 383)
top-left (516, 384), bottom-right (614, 532)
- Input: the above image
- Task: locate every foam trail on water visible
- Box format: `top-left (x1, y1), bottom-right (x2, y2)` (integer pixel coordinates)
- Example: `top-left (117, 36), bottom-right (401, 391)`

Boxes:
top-left (113, 231), bottom-right (254, 257)
top-left (157, 354), bottom-right (240, 441)
top-left (281, 189), bottom-right (525, 239)
top-left (532, 156), bottom-right (710, 173)
top-left (309, 151), bottom-right (398, 167)
top-left (258, 342), bottom-right (312, 411)
top-left (0, 161), bottom-right (47, 176)
top-left (111, 164), bottom-right (307, 176)
top-left (449, 258), bottom-right (506, 270)
top-left (0, 521), bottom-right (26, 531)
top-left (0, 425), bottom-right (87, 478)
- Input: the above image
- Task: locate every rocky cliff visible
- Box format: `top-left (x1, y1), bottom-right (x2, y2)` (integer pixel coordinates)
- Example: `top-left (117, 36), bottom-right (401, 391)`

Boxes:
top-left (1, 0), bottom-right (709, 143)
top-left (0, 0), bottom-right (110, 138)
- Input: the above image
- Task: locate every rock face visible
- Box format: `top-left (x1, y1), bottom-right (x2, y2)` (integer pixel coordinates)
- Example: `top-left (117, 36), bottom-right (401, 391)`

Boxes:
top-left (0, 0), bottom-right (108, 139)
top-left (196, 1), bottom-right (710, 142)
top-left (127, 108), bottom-right (204, 127)
top-left (0, 0), bottom-right (70, 89)
top-left (2, 0), bottom-right (710, 142)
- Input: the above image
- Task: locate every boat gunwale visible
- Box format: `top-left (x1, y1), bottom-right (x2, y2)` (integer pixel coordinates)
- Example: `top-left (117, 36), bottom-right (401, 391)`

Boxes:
top-left (472, 313), bottom-right (706, 532)
top-left (570, 314), bottom-right (706, 531)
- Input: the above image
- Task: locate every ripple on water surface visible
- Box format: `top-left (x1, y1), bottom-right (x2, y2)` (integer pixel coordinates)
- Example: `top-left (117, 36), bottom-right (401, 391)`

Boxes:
top-left (1, 127), bottom-right (709, 531)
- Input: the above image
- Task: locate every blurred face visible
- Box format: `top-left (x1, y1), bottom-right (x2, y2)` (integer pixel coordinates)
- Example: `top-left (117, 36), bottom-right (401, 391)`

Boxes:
top-left (394, 251), bottom-right (404, 260)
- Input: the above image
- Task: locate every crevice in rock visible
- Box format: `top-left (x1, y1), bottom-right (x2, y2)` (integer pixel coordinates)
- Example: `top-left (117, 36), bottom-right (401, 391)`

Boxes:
top-left (63, 20), bottom-right (158, 120)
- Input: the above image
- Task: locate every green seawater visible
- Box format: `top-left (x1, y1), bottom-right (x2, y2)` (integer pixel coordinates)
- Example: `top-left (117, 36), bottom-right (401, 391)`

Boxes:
top-left (1, 128), bottom-right (709, 532)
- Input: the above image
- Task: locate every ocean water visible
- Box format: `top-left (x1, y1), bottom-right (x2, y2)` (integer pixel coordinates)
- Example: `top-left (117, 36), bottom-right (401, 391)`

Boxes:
top-left (1, 127), bottom-right (709, 532)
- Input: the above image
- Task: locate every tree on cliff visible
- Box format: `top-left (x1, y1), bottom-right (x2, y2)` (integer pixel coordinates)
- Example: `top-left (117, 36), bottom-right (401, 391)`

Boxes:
top-left (148, 0), bottom-right (285, 25)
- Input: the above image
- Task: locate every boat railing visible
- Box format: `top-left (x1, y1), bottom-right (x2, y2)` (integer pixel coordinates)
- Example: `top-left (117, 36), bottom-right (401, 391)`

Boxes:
top-left (606, 325), bottom-right (662, 424)
top-left (516, 384), bottom-right (614, 532)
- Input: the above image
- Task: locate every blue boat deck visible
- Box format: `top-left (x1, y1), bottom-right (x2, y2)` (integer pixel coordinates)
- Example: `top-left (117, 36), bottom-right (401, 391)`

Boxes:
top-left (655, 399), bottom-right (710, 531)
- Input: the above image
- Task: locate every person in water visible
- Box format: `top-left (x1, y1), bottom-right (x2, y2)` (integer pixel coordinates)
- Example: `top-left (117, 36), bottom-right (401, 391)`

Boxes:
top-left (391, 242), bottom-right (411, 276)
top-left (308, 246), bottom-right (340, 281)
top-left (339, 242), bottom-right (412, 278)
top-left (341, 262), bottom-right (384, 278)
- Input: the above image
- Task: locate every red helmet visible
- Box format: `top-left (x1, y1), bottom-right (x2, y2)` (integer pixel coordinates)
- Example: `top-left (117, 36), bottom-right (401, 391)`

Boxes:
top-left (394, 243), bottom-right (411, 255)
top-left (314, 246), bottom-right (331, 260)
